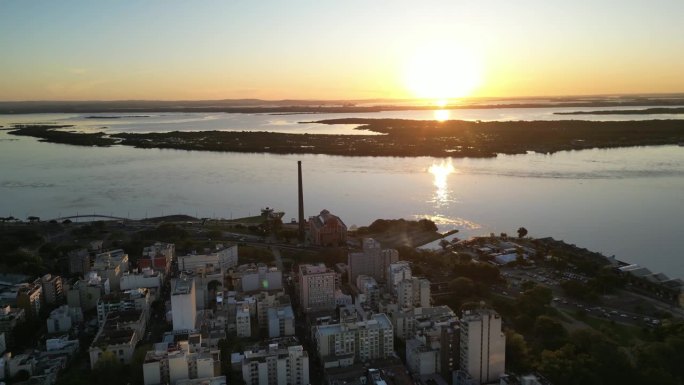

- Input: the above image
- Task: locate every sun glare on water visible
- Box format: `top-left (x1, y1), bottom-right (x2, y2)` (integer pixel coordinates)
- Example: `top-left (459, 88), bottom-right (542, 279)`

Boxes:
top-left (404, 42), bottom-right (482, 103)
top-left (433, 109), bottom-right (450, 121)
top-left (428, 159), bottom-right (457, 205)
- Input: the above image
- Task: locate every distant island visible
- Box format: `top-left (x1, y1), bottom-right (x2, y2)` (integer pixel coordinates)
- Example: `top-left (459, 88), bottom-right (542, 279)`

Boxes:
top-left (7, 119), bottom-right (684, 157)
top-left (84, 115), bottom-right (151, 119)
top-left (2, 95), bottom-right (684, 114)
top-left (556, 107), bottom-right (684, 115)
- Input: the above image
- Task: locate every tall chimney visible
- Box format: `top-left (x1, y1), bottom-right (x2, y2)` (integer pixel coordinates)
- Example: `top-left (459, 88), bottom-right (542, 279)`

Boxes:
top-left (298, 161), bottom-right (305, 242)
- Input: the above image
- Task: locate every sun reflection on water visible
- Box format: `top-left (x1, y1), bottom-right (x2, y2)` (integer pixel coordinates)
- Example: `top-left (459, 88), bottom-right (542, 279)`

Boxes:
top-left (433, 109), bottom-right (450, 122)
top-left (428, 159), bottom-right (456, 206)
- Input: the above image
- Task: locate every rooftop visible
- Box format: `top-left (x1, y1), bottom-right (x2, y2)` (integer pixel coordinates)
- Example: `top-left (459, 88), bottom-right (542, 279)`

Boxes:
top-left (92, 327), bottom-right (135, 347)
top-left (316, 313), bottom-right (392, 336)
top-left (172, 277), bottom-right (193, 295)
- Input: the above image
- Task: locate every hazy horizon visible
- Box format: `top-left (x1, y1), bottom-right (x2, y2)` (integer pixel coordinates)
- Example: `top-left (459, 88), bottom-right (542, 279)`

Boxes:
top-left (2, 1), bottom-right (684, 102)
top-left (2, 92), bottom-right (684, 105)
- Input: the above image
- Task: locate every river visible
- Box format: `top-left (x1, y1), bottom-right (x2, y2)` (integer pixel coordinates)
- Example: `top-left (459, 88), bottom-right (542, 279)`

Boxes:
top-left (1, 110), bottom-right (683, 277)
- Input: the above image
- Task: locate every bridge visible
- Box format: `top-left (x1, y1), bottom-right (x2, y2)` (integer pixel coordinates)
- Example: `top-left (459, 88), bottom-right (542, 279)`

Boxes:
top-left (50, 214), bottom-right (129, 222)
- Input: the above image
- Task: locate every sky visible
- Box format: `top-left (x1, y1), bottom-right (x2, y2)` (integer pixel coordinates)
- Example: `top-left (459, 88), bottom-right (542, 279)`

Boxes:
top-left (1, 0), bottom-right (683, 101)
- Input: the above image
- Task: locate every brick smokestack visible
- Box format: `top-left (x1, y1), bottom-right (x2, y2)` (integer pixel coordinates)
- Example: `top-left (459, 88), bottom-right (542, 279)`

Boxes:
top-left (298, 161), bottom-right (305, 242)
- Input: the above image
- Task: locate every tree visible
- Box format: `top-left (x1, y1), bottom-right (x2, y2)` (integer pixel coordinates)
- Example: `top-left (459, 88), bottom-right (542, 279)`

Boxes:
top-left (505, 330), bottom-right (532, 373)
top-left (517, 227), bottom-right (528, 238)
top-left (533, 315), bottom-right (568, 350)
top-left (448, 277), bottom-right (476, 302)
top-left (516, 285), bottom-right (552, 317)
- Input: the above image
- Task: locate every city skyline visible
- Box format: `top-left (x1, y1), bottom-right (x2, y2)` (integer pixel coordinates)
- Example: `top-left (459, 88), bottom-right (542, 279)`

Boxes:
top-left (2, 0), bottom-right (683, 101)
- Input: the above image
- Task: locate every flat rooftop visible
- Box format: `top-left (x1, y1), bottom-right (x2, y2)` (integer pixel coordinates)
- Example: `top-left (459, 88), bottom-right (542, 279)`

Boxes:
top-left (316, 313), bottom-right (392, 336)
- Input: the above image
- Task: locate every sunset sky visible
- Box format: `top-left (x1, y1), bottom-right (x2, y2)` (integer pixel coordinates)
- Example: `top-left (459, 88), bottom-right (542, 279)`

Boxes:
top-left (1, 0), bottom-right (683, 101)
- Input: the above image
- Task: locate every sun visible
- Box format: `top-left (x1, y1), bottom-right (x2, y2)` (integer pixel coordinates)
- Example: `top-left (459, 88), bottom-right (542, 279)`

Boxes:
top-left (404, 42), bottom-right (482, 102)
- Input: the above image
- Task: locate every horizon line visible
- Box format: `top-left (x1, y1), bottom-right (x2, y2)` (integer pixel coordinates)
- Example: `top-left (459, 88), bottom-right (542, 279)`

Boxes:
top-left (2, 92), bottom-right (684, 104)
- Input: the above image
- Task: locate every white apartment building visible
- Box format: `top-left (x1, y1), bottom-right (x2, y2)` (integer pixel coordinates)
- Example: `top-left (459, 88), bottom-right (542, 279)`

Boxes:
top-left (241, 341), bottom-right (309, 385)
top-left (143, 336), bottom-right (221, 385)
top-left (387, 261), bottom-right (412, 294)
top-left (397, 277), bottom-right (431, 309)
top-left (314, 313), bottom-right (394, 368)
top-left (356, 275), bottom-right (380, 306)
top-left (388, 305), bottom-right (457, 340)
top-left (267, 305), bottom-right (295, 338)
top-left (172, 277), bottom-right (197, 332)
top-left (120, 268), bottom-right (162, 292)
top-left (459, 309), bottom-right (506, 385)
top-left (298, 264), bottom-right (336, 313)
top-left (93, 249), bottom-right (130, 292)
top-left (406, 336), bottom-right (440, 376)
top-left (236, 303), bottom-right (252, 338)
top-left (256, 292), bottom-right (291, 331)
top-left (232, 264), bottom-right (283, 292)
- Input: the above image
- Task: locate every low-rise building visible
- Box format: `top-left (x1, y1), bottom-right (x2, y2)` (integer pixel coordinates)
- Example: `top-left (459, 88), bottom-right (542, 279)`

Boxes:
top-left (309, 209), bottom-right (347, 247)
top-left (139, 242), bottom-right (175, 274)
top-left (89, 310), bottom-right (146, 369)
top-left (120, 268), bottom-right (163, 292)
top-left (96, 288), bottom-right (150, 327)
top-left (66, 271), bottom-right (111, 311)
top-left (178, 245), bottom-right (238, 272)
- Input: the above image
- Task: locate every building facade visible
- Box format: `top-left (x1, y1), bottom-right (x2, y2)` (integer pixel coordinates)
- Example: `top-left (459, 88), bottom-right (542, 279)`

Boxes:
top-left (241, 341), bottom-right (309, 385)
top-left (298, 264), bottom-right (336, 313)
top-left (459, 309), bottom-right (506, 385)
top-left (171, 277), bottom-right (197, 332)
top-left (314, 313), bottom-right (394, 368)
top-left (348, 238), bottom-right (398, 285)
top-left (308, 210), bottom-right (347, 246)
top-left (40, 274), bottom-right (64, 305)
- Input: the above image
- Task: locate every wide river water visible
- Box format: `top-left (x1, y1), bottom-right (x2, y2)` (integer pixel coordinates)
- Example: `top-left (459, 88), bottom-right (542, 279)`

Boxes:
top-left (1, 110), bottom-right (683, 278)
